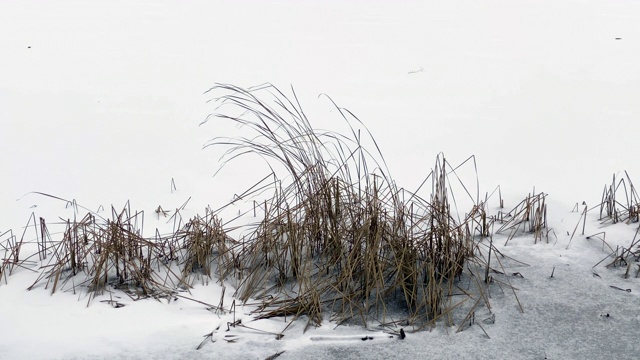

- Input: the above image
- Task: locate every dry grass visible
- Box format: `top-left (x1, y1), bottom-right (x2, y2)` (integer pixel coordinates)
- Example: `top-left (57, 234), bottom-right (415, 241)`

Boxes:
top-left (0, 200), bottom-right (236, 308)
top-left (590, 172), bottom-right (640, 269)
top-left (1, 83), bottom-right (523, 335)
top-left (201, 83), bottom-right (501, 331)
top-left (599, 171), bottom-right (640, 225)
top-left (497, 191), bottom-right (548, 245)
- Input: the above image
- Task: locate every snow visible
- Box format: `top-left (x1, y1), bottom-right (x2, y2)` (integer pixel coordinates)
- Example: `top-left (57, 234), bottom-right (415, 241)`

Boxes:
top-left (1, 1), bottom-right (640, 359)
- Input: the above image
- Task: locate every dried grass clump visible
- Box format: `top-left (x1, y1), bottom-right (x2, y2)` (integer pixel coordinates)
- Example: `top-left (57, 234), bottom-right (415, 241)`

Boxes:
top-left (25, 205), bottom-right (172, 303)
top-left (591, 172), bottom-right (640, 272)
top-left (497, 191), bottom-right (548, 244)
top-left (0, 229), bottom-right (19, 282)
top-left (599, 171), bottom-right (640, 224)
top-left (202, 83), bottom-right (491, 330)
top-left (172, 211), bottom-right (236, 286)
top-left (5, 201), bottom-right (234, 305)
top-left (568, 172), bottom-right (640, 251)
top-left (1, 83), bottom-right (517, 335)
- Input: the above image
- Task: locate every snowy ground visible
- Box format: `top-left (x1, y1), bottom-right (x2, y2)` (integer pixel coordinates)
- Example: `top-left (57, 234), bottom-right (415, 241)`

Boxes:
top-left (1, 1), bottom-right (640, 359)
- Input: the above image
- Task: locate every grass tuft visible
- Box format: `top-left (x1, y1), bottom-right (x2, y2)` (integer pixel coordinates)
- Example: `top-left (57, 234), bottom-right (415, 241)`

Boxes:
top-left (1, 84), bottom-right (533, 336)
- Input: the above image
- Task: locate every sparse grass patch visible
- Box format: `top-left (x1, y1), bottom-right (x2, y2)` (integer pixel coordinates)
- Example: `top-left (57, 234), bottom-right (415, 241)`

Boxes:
top-left (599, 171), bottom-right (640, 225)
top-left (586, 172), bottom-right (640, 279)
top-left (497, 191), bottom-right (549, 245)
top-left (0, 200), bottom-right (235, 307)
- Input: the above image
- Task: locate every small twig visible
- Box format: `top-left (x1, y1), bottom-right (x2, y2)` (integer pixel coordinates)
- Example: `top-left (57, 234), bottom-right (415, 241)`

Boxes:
top-left (265, 351), bottom-right (285, 360)
top-left (609, 285), bottom-right (631, 293)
